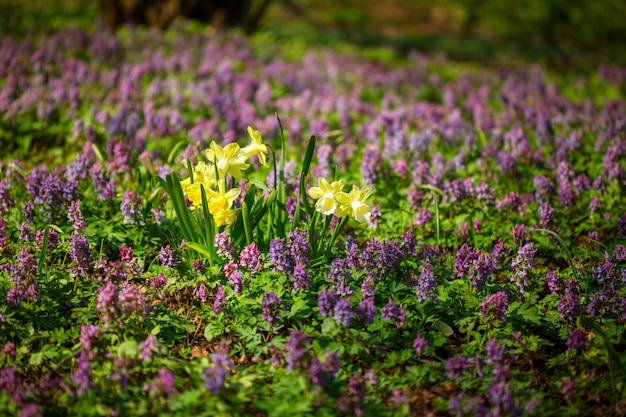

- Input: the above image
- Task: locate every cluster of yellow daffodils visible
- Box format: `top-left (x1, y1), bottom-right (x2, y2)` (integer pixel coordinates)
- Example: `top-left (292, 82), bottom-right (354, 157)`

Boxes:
top-left (308, 177), bottom-right (374, 223)
top-left (180, 127), bottom-right (268, 227)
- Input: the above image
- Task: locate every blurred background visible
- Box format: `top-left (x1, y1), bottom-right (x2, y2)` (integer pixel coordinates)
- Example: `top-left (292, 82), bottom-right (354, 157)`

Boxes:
top-left (0, 0), bottom-right (625, 70)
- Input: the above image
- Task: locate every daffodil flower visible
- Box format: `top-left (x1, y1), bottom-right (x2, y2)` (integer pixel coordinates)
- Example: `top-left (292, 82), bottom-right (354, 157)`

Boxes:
top-left (205, 179), bottom-right (240, 226)
top-left (335, 185), bottom-right (374, 223)
top-left (180, 161), bottom-right (216, 207)
top-left (204, 141), bottom-right (249, 180)
top-left (307, 177), bottom-right (345, 215)
top-left (241, 126), bottom-right (269, 167)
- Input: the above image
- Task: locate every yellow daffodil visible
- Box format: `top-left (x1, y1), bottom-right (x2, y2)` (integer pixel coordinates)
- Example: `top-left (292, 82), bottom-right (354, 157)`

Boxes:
top-left (204, 141), bottom-right (249, 180)
top-left (242, 126), bottom-right (269, 167)
top-left (335, 185), bottom-right (374, 223)
top-left (205, 179), bottom-right (240, 226)
top-left (307, 177), bottom-right (345, 216)
top-left (180, 161), bottom-right (216, 207)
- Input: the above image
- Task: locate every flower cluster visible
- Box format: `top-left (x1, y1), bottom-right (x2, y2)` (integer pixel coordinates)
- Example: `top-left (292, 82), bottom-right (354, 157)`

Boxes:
top-left (308, 177), bottom-right (374, 223)
top-left (179, 127), bottom-right (268, 227)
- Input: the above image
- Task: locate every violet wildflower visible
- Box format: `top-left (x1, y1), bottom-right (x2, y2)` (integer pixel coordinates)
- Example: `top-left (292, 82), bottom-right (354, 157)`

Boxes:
top-left (413, 334), bottom-right (428, 355)
top-left (491, 238), bottom-right (509, 269)
top-left (261, 291), bottom-right (282, 327)
top-left (224, 261), bottom-right (242, 295)
top-left (291, 261), bottom-right (310, 292)
top-left (480, 291), bottom-right (508, 322)
top-left (391, 389), bottom-right (409, 407)
top-left (79, 324), bottom-right (103, 359)
top-left (95, 281), bottom-right (120, 325)
top-left (68, 200), bottom-right (85, 234)
top-left (214, 231), bottom-right (235, 260)
top-left (144, 368), bottom-right (176, 397)
top-left (357, 297), bottom-right (376, 325)
top-left (6, 247), bottom-right (39, 305)
top-left (287, 228), bottom-right (310, 265)
top-left (361, 274), bottom-right (376, 299)
top-left (120, 190), bottom-right (142, 224)
top-left (22, 201), bottom-right (35, 224)
top-left (152, 208), bottom-right (164, 226)
top-left (18, 223), bottom-right (34, 242)
top-left (268, 237), bottom-right (294, 274)
top-left (192, 258), bottom-right (206, 274)
top-left (510, 243), bottom-right (537, 294)
top-left (416, 258), bottom-right (437, 302)
top-left (485, 338), bottom-right (506, 365)
top-left (381, 297), bottom-right (405, 328)
top-left (338, 371), bottom-right (366, 416)
top-left (69, 236), bottom-right (92, 277)
top-left (212, 285), bottom-right (225, 314)
top-left (159, 244), bottom-right (178, 270)
top-left (202, 344), bottom-right (232, 395)
top-left (318, 287), bottom-right (336, 317)
top-left (445, 356), bottom-right (469, 379)
top-left (239, 241), bottom-right (261, 272)
top-left (150, 272), bottom-right (168, 296)
top-left (120, 284), bottom-right (148, 318)
top-left (545, 269), bottom-right (561, 294)
top-left (328, 257), bottom-right (351, 281)
top-left (414, 207), bottom-right (432, 227)
top-left (2, 342), bottom-right (17, 357)
top-left (139, 334), bottom-right (159, 362)
top-left (0, 179), bottom-right (15, 213)
top-left (566, 328), bottom-right (587, 352)
top-left (284, 330), bottom-right (311, 371)
top-left (557, 280), bottom-right (580, 326)
top-left (194, 283), bottom-right (207, 304)
top-left (487, 365), bottom-right (521, 416)
top-left (308, 351), bottom-right (340, 389)
top-left (333, 298), bottom-right (353, 327)
top-left (90, 164), bottom-right (116, 201)
top-left (561, 378), bottom-right (577, 400)
top-left (73, 350), bottom-right (94, 396)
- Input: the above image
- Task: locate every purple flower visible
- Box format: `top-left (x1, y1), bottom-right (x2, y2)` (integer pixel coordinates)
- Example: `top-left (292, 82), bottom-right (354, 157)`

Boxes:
top-left (480, 291), bottom-right (508, 322)
top-left (333, 298), bottom-right (353, 327)
top-left (485, 338), bottom-right (506, 365)
top-left (561, 378), bottom-right (577, 400)
top-left (212, 285), bottom-right (225, 314)
top-left (287, 228), bottom-right (310, 266)
top-left (284, 330), bottom-right (311, 371)
top-left (328, 257), bottom-right (351, 282)
top-left (391, 389), bottom-right (409, 406)
top-left (159, 244), bottom-right (178, 270)
top-left (510, 243), bottom-right (537, 294)
top-left (308, 351), bottom-right (340, 389)
top-left (317, 287), bottom-right (336, 317)
top-left (445, 356), bottom-right (468, 379)
top-left (413, 334), bottom-right (428, 355)
top-left (73, 350), bottom-right (94, 396)
top-left (6, 247), bottom-right (39, 305)
top-left (95, 282), bottom-right (120, 325)
top-left (381, 298), bottom-right (405, 328)
top-left (144, 368), bottom-right (176, 397)
top-left (338, 371), bottom-right (366, 416)
top-left (214, 231), bottom-right (235, 260)
top-left (268, 237), bottom-right (294, 274)
top-left (70, 236), bottom-right (92, 277)
top-left (291, 261), bottom-right (310, 292)
top-left (239, 242), bottom-right (261, 272)
top-left (557, 280), bottom-right (580, 326)
top-left (202, 344), bottom-right (232, 395)
top-left (139, 335), bottom-right (160, 362)
top-left (80, 324), bottom-right (103, 359)
top-left (566, 328), bottom-right (587, 352)
top-left (416, 258), bottom-right (437, 302)
top-left (261, 291), bottom-right (282, 327)
top-left (0, 179), bottom-right (15, 213)
top-left (195, 283), bottom-right (207, 303)
top-left (120, 190), bottom-right (142, 225)
top-left (224, 262), bottom-right (242, 295)
top-left (361, 274), bottom-right (376, 299)
top-left (90, 164), bottom-right (116, 201)
top-left (545, 269), bottom-right (561, 294)
top-left (357, 297), bottom-right (376, 325)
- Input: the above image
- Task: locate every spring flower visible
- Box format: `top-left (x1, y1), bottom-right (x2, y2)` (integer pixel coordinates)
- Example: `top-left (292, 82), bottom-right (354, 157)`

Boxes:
top-left (307, 177), bottom-right (345, 216)
top-left (180, 161), bottom-right (217, 207)
top-left (204, 141), bottom-right (249, 180)
top-left (335, 185), bottom-right (374, 223)
top-left (204, 179), bottom-right (240, 227)
top-left (242, 126), bottom-right (269, 166)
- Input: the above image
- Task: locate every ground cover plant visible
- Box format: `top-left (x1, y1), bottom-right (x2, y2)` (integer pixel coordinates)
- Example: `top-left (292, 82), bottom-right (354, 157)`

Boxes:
top-left (1, 22), bottom-right (626, 417)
